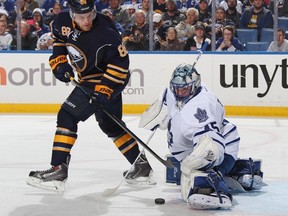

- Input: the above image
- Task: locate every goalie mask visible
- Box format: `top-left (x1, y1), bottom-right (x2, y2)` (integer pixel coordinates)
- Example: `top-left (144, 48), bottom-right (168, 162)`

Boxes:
top-left (68, 0), bottom-right (96, 20)
top-left (170, 63), bottom-right (201, 105)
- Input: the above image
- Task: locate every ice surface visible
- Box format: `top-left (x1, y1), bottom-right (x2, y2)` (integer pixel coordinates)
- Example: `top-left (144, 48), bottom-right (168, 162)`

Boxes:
top-left (0, 115), bottom-right (287, 216)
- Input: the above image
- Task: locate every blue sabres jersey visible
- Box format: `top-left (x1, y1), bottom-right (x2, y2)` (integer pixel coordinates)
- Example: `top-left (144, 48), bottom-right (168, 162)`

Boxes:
top-left (49, 11), bottom-right (130, 95)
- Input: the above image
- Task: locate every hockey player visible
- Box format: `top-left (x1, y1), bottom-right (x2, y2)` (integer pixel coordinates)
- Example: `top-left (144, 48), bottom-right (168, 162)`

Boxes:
top-left (140, 63), bottom-right (265, 209)
top-left (26, 0), bottom-right (154, 192)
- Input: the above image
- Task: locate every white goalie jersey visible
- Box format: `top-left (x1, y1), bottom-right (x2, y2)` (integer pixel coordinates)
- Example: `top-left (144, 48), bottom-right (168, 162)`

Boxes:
top-left (166, 84), bottom-right (240, 163)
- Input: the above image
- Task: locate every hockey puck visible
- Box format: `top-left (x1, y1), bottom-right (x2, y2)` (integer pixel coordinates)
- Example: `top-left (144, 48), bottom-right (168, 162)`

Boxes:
top-left (155, 198), bottom-right (165, 205)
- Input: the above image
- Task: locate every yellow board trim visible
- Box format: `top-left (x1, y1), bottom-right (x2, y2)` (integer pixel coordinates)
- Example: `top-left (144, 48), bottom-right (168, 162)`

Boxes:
top-left (0, 104), bottom-right (288, 117)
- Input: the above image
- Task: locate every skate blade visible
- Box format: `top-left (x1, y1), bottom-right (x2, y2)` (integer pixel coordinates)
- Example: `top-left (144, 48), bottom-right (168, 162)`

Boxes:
top-left (26, 176), bottom-right (65, 193)
top-left (188, 193), bottom-right (232, 210)
top-left (224, 176), bottom-right (247, 193)
top-left (125, 176), bottom-right (157, 185)
top-left (125, 171), bottom-right (157, 185)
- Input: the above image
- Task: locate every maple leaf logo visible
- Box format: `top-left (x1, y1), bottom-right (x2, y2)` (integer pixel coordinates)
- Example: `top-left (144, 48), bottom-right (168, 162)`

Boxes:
top-left (194, 108), bottom-right (208, 123)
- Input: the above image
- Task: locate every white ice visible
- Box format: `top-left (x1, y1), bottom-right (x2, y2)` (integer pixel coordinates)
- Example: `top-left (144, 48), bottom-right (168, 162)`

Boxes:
top-left (0, 114), bottom-right (288, 216)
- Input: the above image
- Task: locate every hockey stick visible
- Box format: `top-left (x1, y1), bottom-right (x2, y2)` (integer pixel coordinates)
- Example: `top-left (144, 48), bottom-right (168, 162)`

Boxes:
top-left (101, 127), bottom-right (158, 197)
top-left (192, 50), bottom-right (203, 68)
top-left (65, 73), bottom-right (174, 168)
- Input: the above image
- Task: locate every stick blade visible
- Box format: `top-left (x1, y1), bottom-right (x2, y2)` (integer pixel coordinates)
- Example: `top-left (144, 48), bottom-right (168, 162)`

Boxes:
top-left (164, 158), bottom-right (175, 168)
top-left (101, 188), bottom-right (118, 197)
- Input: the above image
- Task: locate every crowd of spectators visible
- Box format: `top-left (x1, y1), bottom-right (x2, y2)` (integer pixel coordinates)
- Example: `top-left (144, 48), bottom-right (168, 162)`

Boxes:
top-left (0, 0), bottom-right (287, 51)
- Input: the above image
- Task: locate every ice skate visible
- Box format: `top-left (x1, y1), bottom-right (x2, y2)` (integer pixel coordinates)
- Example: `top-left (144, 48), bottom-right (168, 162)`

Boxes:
top-left (123, 154), bottom-right (156, 185)
top-left (188, 171), bottom-right (232, 210)
top-left (26, 155), bottom-right (70, 192)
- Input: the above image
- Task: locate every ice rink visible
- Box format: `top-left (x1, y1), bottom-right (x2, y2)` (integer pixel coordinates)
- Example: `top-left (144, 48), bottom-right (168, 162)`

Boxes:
top-left (0, 114), bottom-right (288, 216)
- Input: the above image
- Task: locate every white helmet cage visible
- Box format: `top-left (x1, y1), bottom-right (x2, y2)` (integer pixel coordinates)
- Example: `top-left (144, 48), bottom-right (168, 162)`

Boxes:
top-left (170, 63), bottom-right (201, 103)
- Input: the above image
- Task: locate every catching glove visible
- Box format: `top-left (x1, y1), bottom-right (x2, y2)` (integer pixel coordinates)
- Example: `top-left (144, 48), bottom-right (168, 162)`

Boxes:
top-left (53, 63), bottom-right (74, 83)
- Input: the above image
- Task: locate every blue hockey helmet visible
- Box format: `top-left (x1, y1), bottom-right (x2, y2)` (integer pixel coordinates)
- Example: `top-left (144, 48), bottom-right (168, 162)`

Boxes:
top-left (170, 63), bottom-right (201, 103)
top-left (68, 0), bottom-right (96, 14)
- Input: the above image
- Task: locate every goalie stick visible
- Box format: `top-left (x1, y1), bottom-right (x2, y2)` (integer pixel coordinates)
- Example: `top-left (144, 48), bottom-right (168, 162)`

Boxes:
top-left (102, 127), bottom-right (158, 197)
top-left (65, 73), bottom-right (174, 168)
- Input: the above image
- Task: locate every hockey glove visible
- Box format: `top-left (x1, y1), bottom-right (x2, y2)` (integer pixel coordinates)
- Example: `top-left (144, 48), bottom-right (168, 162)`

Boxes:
top-left (92, 85), bottom-right (113, 113)
top-left (53, 63), bottom-right (74, 83)
top-left (92, 92), bottom-right (109, 112)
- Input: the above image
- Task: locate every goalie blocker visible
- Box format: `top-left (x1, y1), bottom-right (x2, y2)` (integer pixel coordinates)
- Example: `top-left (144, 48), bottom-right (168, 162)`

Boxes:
top-left (166, 155), bottom-right (266, 192)
top-left (139, 88), bottom-right (168, 130)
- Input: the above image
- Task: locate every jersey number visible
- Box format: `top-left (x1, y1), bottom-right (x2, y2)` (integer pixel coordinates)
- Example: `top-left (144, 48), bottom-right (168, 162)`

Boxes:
top-left (61, 26), bottom-right (71, 36)
top-left (118, 44), bottom-right (128, 57)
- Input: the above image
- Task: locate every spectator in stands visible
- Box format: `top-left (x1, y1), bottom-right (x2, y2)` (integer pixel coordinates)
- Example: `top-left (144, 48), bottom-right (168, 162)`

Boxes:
top-left (122, 0), bottom-right (141, 11)
top-left (219, 0), bottom-right (243, 13)
top-left (175, 7), bottom-right (198, 42)
top-left (0, 0), bottom-right (15, 12)
top-left (162, 0), bottom-right (186, 27)
top-left (8, 0), bottom-right (32, 25)
top-left (161, 26), bottom-right (185, 50)
top-left (126, 4), bottom-right (136, 17)
top-left (225, 0), bottom-right (242, 28)
top-left (241, 0), bottom-right (253, 12)
top-left (0, 8), bottom-right (8, 22)
top-left (153, 0), bottom-right (166, 14)
top-left (95, 0), bottom-right (109, 12)
top-left (194, 0), bottom-right (214, 12)
top-left (197, 0), bottom-right (211, 22)
top-left (267, 28), bottom-right (288, 51)
top-left (36, 31), bottom-right (52, 50)
top-left (123, 10), bottom-right (149, 50)
top-left (129, 0), bottom-right (150, 25)
top-left (25, 0), bottom-right (39, 11)
top-left (6, 22), bottom-right (14, 35)
top-left (0, 20), bottom-right (12, 49)
top-left (102, 8), bottom-right (124, 34)
top-left (240, 0), bottom-right (274, 40)
top-left (176, 0), bottom-right (196, 14)
top-left (203, 6), bottom-right (235, 40)
top-left (41, 0), bottom-right (68, 16)
top-left (30, 8), bottom-right (50, 38)
top-left (10, 19), bottom-right (38, 50)
top-left (43, 2), bottom-right (61, 25)
top-left (268, 0), bottom-right (288, 17)
top-left (108, 0), bottom-right (130, 29)
top-left (183, 22), bottom-right (211, 51)
top-left (216, 25), bottom-right (244, 51)
top-left (152, 13), bottom-right (166, 50)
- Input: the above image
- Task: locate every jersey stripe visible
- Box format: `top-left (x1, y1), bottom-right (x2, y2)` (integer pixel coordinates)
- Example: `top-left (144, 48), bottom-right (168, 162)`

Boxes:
top-left (54, 135), bottom-right (76, 145)
top-left (114, 133), bottom-right (131, 147)
top-left (103, 74), bottom-right (125, 84)
top-left (52, 147), bottom-right (71, 152)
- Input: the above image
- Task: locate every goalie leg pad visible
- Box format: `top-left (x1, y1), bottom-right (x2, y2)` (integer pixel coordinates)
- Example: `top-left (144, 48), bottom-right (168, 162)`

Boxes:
top-left (227, 158), bottom-right (266, 191)
top-left (182, 170), bottom-right (232, 209)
